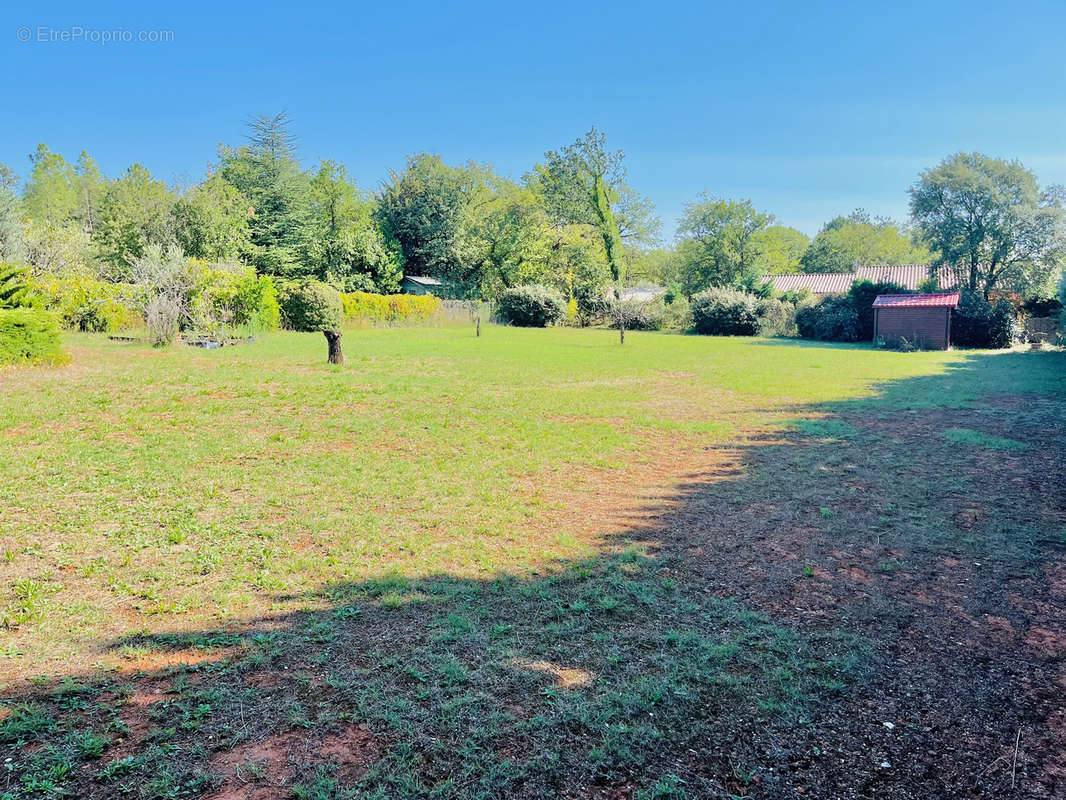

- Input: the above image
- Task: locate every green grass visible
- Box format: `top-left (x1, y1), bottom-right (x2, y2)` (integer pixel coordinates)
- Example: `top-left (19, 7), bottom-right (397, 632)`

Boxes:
top-left (941, 427), bottom-right (1029, 451)
top-left (0, 329), bottom-right (1060, 675)
top-left (0, 327), bottom-right (1063, 798)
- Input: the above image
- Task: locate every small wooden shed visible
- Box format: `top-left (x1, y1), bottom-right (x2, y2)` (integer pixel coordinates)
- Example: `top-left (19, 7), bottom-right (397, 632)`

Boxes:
top-left (872, 292), bottom-right (961, 350)
top-left (401, 275), bottom-right (443, 296)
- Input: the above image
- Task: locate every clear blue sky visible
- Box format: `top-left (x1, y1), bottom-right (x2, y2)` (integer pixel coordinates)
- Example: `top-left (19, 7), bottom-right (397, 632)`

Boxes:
top-left (3, 0), bottom-right (1066, 238)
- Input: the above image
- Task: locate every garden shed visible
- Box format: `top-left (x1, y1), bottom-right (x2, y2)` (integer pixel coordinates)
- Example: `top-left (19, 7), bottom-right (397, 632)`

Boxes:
top-left (872, 292), bottom-right (960, 349)
top-left (401, 275), bottom-right (443, 295)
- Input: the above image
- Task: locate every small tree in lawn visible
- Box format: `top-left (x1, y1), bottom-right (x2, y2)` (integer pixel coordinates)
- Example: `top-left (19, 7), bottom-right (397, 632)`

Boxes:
top-left (533, 128), bottom-right (658, 344)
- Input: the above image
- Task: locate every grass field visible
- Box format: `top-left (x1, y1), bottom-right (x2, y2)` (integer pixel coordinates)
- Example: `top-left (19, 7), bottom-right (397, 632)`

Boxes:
top-left (1, 327), bottom-right (1064, 799)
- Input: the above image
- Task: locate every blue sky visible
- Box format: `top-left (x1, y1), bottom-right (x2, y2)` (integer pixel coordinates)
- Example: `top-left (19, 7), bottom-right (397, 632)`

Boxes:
top-left (3, 0), bottom-right (1066, 238)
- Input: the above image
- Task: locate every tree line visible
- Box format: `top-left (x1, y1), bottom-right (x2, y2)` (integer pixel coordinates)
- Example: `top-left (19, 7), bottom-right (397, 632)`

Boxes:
top-left (0, 114), bottom-right (1062, 304)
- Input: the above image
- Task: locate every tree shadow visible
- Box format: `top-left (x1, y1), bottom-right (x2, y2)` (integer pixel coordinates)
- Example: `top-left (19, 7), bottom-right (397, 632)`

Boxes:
top-left (2, 350), bottom-right (1064, 799)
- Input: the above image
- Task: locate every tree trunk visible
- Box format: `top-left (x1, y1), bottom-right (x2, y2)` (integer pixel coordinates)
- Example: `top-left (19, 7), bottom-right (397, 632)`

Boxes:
top-left (476, 315), bottom-right (481, 337)
top-left (324, 330), bottom-right (343, 364)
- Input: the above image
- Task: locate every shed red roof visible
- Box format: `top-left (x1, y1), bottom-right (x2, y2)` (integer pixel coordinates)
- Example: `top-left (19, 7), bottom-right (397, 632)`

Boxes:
top-left (872, 292), bottom-right (960, 309)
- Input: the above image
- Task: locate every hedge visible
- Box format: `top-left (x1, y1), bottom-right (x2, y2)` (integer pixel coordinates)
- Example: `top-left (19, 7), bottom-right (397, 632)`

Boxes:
top-left (0, 309), bottom-right (65, 365)
top-left (341, 291), bottom-right (441, 326)
top-left (796, 296), bottom-right (860, 342)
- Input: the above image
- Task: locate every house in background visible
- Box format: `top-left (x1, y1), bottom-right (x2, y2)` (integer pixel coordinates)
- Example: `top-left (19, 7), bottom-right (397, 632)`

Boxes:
top-left (872, 292), bottom-right (961, 349)
top-left (764, 264), bottom-right (958, 296)
top-left (619, 285), bottom-right (667, 302)
top-left (401, 275), bottom-right (443, 295)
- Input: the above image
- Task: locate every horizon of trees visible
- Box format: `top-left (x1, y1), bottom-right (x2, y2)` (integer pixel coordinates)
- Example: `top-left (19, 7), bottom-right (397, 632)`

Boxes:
top-left (0, 115), bottom-right (1062, 301)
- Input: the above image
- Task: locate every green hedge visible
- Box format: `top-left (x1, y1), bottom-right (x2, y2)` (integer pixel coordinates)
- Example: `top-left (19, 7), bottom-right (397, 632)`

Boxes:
top-left (341, 291), bottom-right (441, 326)
top-left (0, 309), bottom-right (65, 365)
top-left (796, 296), bottom-right (860, 342)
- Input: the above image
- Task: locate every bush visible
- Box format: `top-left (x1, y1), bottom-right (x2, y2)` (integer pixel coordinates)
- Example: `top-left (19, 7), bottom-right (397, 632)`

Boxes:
top-left (496, 284), bottom-right (566, 327)
top-left (952, 290), bottom-right (1020, 348)
top-left (33, 274), bottom-right (141, 333)
top-left (185, 261), bottom-right (280, 334)
top-left (0, 264), bottom-right (38, 309)
top-left (756, 297), bottom-right (797, 337)
top-left (278, 280), bottom-right (343, 332)
top-left (662, 296), bottom-right (693, 331)
top-left (691, 287), bottom-right (760, 335)
top-left (341, 291), bottom-right (442, 326)
top-left (848, 280), bottom-right (907, 341)
top-left (573, 284), bottom-right (612, 327)
top-left (606, 299), bottom-right (666, 331)
top-left (796, 296), bottom-right (860, 342)
top-left (0, 309), bottom-right (64, 364)
top-left (146, 293), bottom-right (182, 347)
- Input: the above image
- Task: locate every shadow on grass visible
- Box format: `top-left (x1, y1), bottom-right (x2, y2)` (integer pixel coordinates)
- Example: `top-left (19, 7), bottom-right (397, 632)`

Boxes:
top-left (2, 350), bottom-right (1064, 799)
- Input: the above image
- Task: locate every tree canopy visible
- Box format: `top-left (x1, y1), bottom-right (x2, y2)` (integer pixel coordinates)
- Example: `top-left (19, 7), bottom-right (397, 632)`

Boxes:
top-left (909, 153), bottom-right (1066, 297)
top-left (675, 196), bottom-right (771, 296)
top-left (799, 210), bottom-right (929, 273)
top-left (3, 120), bottom-right (1062, 310)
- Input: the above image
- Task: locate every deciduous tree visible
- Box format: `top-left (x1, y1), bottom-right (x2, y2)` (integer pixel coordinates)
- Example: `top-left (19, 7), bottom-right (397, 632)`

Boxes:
top-left (799, 210), bottom-right (929, 273)
top-left (909, 153), bottom-right (1066, 297)
top-left (675, 196), bottom-right (771, 296)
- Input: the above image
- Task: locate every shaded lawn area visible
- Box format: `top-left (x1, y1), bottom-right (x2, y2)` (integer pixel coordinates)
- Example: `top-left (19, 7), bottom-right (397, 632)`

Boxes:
top-left (0, 328), bottom-right (1064, 799)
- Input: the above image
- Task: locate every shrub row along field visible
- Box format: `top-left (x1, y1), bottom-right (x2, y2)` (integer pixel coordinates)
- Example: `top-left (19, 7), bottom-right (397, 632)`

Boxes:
top-left (1, 329), bottom-right (1064, 798)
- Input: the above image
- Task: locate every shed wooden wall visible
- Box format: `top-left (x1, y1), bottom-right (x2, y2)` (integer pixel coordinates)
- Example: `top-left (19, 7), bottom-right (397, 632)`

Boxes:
top-left (874, 308), bottom-right (951, 349)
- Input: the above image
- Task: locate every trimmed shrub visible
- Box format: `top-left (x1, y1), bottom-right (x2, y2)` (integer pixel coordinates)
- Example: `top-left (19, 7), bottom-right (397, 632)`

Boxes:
top-left (848, 280), bottom-right (907, 341)
top-left (278, 280), bottom-right (343, 332)
top-left (341, 291), bottom-right (442, 326)
top-left (691, 287), bottom-right (760, 335)
top-left (952, 290), bottom-right (1020, 348)
top-left (0, 309), bottom-right (64, 364)
top-left (496, 284), bottom-right (566, 327)
top-left (796, 296), bottom-right (860, 342)
top-left (756, 297), bottom-right (797, 337)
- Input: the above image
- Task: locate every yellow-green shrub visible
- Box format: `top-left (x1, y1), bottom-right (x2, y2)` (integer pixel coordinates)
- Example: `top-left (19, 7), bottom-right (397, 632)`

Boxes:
top-left (0, 309), bottom-right (66, 365)
top-left (184, 259), bottom-right (280, 333)
top-left (341, 292), bottom-right (441, 326)
top-left (32, 274), bottom-right (141, 333)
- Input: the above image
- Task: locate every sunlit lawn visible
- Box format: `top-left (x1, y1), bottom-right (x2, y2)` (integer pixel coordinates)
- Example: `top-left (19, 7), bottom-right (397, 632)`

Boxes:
top-left (2, 326), bottom-right (1065, 798)
top-left (0, 327), bottom-right (1050, 674)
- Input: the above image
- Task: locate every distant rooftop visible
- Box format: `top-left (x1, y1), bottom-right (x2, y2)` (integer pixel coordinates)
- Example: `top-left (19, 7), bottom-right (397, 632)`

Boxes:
top-left (403, 275), bottom-right (443, 286)
top-left (763, 265), bottom-right (958, 295)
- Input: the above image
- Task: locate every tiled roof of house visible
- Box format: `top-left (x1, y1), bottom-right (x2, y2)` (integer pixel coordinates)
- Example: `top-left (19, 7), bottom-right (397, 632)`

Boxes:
top-left (763, 264), bottom-right (959, 295)
top-left (765, 273), bottom-right (856, 294)
top-left (855, 265), bottom-right (958, 290)
top-left (872, 292), bottom-right (961, 309)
